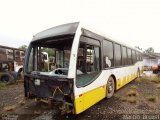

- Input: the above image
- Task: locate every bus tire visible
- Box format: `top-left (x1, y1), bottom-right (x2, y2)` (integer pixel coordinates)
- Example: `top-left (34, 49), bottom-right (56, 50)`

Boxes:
top-left (1, 74), bottom-right (15, 84)
top-left (137, 68), bottom-right (140, 78)
top-left (106, 76), bottom-right (115, 98)
top-left (17, 68), bottom-right (23, 80)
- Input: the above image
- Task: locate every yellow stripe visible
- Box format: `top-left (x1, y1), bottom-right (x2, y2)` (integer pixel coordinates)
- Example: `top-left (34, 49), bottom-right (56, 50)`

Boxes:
top-left (74, 85), bottom-right (106, 114)
top-left (116, 79), bottom-right (121, 89)
top-left (116, 72), bottom-right (138, 90)
top-left (75, 70), bottom-right (143, 114)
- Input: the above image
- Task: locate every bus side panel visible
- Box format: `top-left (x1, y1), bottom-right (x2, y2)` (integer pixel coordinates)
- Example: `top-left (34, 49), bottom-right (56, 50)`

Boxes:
top-left (115, 63), bottom-right (143, 90)
top-left (74, 95), bottom-right (84, 114)
top-left (75, 85), bottom-right (106, 114)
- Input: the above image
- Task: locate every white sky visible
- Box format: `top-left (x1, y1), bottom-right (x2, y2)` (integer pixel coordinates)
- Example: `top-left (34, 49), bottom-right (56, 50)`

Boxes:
top-left (0, 0), bottom-right (160, 52)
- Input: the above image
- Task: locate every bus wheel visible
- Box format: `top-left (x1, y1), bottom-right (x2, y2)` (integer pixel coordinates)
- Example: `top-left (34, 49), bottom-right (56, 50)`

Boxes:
top-left (137, 69), bottom-right (140, 78)
top-left (107, 77), bottom-right (115, 98)
top-left (1, 74), bottom-right (15, 84)
top-left (1, 75), bottom-right (10, 83)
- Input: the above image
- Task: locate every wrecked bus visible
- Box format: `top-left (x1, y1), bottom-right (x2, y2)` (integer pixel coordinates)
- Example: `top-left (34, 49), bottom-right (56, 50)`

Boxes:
top-left (24, 22), bottom-right (143, 114)
top-left (0, 45), bottom-right (25, 84)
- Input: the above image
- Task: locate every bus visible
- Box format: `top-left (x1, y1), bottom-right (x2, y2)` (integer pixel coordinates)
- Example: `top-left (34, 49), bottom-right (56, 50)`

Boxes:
top-left (0, 45), bottom-right (25, 84)
top-left (24, 22), bottom-right (143, 114)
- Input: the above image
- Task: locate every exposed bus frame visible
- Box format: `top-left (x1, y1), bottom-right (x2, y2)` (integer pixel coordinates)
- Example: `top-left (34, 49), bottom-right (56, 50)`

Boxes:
top-left (24, 22), bottom-right (143, 114)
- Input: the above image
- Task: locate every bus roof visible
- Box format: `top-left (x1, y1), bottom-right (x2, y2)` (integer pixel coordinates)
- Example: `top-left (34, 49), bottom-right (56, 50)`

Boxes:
top-left (32, 22), bottom-right (79, 41)
top-left (0, 45), bottom-right (25, 51)
top-left (32, 22), bottom-right (142, 53)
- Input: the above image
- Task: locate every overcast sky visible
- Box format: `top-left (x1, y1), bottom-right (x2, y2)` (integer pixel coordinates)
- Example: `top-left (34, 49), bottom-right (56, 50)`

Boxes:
top-left (0, 0), bottom-right (160, 52)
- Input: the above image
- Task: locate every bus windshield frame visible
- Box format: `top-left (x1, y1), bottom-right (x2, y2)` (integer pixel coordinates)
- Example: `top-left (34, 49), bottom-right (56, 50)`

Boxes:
top-left (24, 35), bottom-right (74, 77)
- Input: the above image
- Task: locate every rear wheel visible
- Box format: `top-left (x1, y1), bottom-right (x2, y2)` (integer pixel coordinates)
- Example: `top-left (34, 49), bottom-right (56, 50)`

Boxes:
top-left (106, 77), bottom-right (115, 98)
top-left (1, 75), bottom-right (10, 83)
top-left (137, 69), bottom-right (140, 78)
top-left (0, 74), bottom-right (15, 84)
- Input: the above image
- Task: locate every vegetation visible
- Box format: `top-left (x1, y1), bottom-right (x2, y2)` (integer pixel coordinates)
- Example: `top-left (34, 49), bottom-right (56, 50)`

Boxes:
top-left (121, 86), bottom-right (139, 104)
top-left (126, 90), bottom-right (138, 97)
top-left (147, 95), bottom-right (157, 102)
top-left (42, 48), bottom-right (55, 57)
top-left (156, 84), bottom-right (160, 89)
top-left (19, 45), bottom-right (28, 51)
top-left (144, 47), bottom-right (154, 53)
top-left (121, 76), bottom-right (160, 104)
top-left (130, 85), bottom-right (138, 90)
top-left (136, 76), bottom-right (160, 83)
top-left (0, 81), bottom-right (23, 90)
top-left (135, 46), bottom-right (142, 51)
top-left (0, 81), bottom-right (6, 89)
top-left (3, 105), bottom-right (16, 111)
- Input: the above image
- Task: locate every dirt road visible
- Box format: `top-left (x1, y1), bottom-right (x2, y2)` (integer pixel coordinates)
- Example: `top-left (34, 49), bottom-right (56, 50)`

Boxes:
top-left (0, 74), bottom-right (160, 120)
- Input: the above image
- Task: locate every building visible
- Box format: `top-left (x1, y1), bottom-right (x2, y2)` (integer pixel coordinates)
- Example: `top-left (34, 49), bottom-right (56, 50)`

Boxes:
top-left (143, 53), bottom-right (160, 70)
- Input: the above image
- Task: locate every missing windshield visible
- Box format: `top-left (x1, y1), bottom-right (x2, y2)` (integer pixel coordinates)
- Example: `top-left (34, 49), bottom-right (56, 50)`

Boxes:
top-left (26, 35), bottom-right (74, 77)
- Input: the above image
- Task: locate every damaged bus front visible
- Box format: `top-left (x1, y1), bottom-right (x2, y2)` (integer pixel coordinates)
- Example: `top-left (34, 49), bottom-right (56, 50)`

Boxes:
top-left (24, 22), bottom-right (80, 114)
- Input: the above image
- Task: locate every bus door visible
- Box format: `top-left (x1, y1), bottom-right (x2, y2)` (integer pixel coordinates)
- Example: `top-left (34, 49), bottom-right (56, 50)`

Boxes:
top-left (75, 36), bottom-right (104, 113)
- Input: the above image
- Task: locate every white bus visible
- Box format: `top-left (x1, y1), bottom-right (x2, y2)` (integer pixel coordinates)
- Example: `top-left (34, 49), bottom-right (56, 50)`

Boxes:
top-left (24, 22), bottom-right (143, 114)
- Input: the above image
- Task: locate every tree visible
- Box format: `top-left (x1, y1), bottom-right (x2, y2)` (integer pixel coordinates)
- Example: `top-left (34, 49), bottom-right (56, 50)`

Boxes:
top-left (42, 48), bottom-right (55, 57)
top-left (135, 46), bottom-right (142, 51)
top-left (19, 45), bottom-right (27, 51)
top-left (144, 47), bottom-right (154, 53)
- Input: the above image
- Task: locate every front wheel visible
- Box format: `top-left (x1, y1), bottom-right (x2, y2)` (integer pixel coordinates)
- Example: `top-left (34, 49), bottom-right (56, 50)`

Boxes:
top-left (106, 77), bottom-right (115, 98)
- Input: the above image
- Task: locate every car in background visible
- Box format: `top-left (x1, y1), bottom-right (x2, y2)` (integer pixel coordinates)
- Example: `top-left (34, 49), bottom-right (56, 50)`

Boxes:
top-left (151, 64), bottom-right (160, 73)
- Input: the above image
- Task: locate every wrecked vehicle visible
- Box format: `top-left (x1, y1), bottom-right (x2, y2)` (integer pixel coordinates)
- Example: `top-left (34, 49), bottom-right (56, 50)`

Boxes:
top-left (151, 64), bottom-right (160, 73)
top-left (0, 45), bottom-right (24, 84)
top-left (24, 22), bottom-right (143, 114)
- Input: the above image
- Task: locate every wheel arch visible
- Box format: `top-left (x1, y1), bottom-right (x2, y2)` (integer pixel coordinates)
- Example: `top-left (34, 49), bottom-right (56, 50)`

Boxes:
top-left (109, 74), bottom-right (116, 91)
top-left (18, 67), bottom-right (23, 73)
top-left (137, 67), bottom-right (140, 77)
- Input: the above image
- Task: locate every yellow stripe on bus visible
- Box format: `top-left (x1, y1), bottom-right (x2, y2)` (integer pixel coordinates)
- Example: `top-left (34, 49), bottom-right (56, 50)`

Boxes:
top-left (74, 85), bottom-right (106, 114)
top-left (74, 71), bottom-right (143, 114)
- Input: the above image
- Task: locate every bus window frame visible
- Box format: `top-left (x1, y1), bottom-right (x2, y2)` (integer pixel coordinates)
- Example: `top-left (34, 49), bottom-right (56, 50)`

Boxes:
top-left (75, 36), bottom-right (102, 88)
top-left (103, 39), bottom-right (114, 68)
top-left (114, 43), bottom-right (122, 67)
top-left (122, 46), bottom-right (128, 66)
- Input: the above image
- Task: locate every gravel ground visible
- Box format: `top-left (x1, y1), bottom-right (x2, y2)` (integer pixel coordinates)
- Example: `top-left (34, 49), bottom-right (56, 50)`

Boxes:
top-left (0, 73), bottom-right (160, 120)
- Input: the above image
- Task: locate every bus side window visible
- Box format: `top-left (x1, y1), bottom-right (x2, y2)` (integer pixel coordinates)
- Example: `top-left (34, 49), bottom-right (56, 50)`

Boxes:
top-left (122, 46), bottom-right (127, 66)
top-left (136, 51), bottom-right (138, 61)
top-left (76, 40), bottom-right (101, 87)
top-left (127, 48), bottom-right (132, 65)
top-left (132, 50), bottom-right (136, 64)
top-left (103, 40), bottom-right (114, 68)
top-left (114, 43), bottom-right (122, 67)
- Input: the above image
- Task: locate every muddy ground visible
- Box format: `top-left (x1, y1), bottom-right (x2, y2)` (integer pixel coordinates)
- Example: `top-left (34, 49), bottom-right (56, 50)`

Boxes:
top-left (0, 72), bottom-right (160, 120)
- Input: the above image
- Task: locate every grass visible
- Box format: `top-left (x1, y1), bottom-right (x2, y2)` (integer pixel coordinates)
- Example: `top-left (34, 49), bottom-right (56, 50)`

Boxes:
top-left (18, 99), bottom-right (25, 106)
top-left (0, 81), bottom-right (6, 89)
top-left (147, 95), bottom-right (157, 102)
top-left (126, 90), bottom-right (139, 97)
top-left (135, 76), bottom-right (160, 84)
top-left (156, 84), bottom-right (160, 89)
top-left (0, 80), bottom-right (23, 90)
top-left (127, 97), bottom-right (136, 103)
top-left (3, 105), bottom-right (16, 111)
top-left (121, 96), bottom-right (137, 103)
top-left (130, 85), bottom-right (138, 90)
top-left (135, 78), bottom-right (142, 82)
top-left (121, 87), bottom-right (139, 104)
